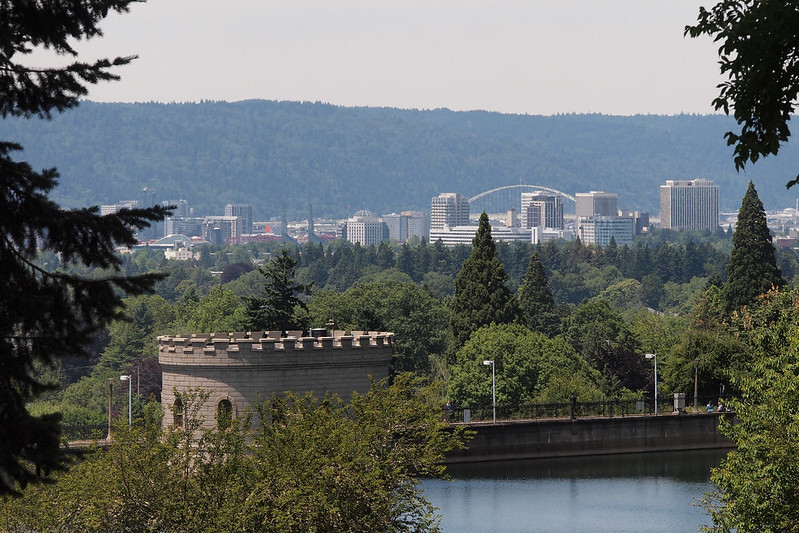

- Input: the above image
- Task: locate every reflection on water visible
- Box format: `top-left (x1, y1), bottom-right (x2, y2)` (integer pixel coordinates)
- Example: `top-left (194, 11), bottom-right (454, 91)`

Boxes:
top-left (423, 450), bottom-right (728, 533)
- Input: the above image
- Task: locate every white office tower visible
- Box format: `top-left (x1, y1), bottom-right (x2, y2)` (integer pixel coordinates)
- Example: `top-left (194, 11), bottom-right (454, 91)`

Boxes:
top-left (578, 216), bottom-right (634, 246)
top-left (576, 191), bottom-right (618, 219)
top-left (521, 192), bottom-right (564, 230)
top-left (660, 179), bottom-right (719, 231)
top-left (346, 210), bottom-right (389, 246)
top-left (431, 193), bottom-right (470, 229)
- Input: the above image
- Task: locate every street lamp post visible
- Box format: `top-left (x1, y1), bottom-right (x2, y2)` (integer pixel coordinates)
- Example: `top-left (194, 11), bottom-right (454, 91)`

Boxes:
top-left (120, 375), bottom-right (132, 426)
top-left (694, 358), bottom-right (699, 412)
top-left (483, 360), bottom-right (496, 423)
top-left (107, 378), bottom-right (114, 440)
top-left (645, 353), bottom-right (657, 415)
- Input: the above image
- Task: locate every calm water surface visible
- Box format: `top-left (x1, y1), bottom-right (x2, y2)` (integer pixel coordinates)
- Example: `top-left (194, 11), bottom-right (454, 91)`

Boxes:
top-left (423, 449), bottom-right (728, 533)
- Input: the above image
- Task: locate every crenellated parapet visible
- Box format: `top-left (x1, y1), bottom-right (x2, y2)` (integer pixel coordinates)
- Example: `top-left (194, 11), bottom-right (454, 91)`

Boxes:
top-left (159, 330), bottom-right (394, 431)
top-left (158, 331), bottom-right (393, 367)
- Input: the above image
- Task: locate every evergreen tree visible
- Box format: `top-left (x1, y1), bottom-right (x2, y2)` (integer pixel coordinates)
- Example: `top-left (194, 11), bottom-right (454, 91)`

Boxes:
top-left (723, 181), bottom-right (784, 313)
top-left (395, 243), bottom-right (415, 280)
top-left (450, 212), bottom-right (517, 348)
top-left (247, 249), bottom-right (312, 333)
top-left (0, 1), bottom-right (169, 495)
top-left (517, 251), bottom-right (560, 337)
top-left (376, 240), bottom-right (394, 270)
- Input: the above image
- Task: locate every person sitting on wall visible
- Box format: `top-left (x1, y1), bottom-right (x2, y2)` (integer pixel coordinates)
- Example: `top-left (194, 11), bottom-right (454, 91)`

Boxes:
top-left (443, 401), bottom-right (454, 421)
top-left (706, 401), bottom-right (714, 413)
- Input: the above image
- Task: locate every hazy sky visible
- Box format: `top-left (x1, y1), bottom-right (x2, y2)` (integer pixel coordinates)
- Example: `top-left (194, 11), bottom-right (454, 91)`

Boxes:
top-left (66, 0), bottom-right (722, 116)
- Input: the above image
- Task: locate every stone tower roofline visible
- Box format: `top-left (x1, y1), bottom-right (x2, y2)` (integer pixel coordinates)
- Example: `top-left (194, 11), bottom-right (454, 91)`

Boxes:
top-left (159, 330), bottom-right (395, 430)
top-left (158, 331), bottom-right (394, 368)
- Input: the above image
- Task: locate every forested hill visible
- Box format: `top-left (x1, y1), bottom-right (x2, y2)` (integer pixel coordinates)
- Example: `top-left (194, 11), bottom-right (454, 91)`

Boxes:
top-left (1, 100), bottom-right (798, 220)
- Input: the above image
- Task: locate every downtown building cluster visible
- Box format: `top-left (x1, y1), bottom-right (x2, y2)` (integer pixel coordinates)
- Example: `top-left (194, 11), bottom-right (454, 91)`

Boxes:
top-left (428, 190), bottom-right (650, 247)
top-left (105, 178), bottom-right (721, 253)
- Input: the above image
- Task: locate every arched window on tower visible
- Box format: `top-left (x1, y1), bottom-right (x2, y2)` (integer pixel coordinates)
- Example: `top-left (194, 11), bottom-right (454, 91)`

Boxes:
top-left (173, 397), bottom-right (184, 429)
top-left (217, 398), bottom-right (233, 429)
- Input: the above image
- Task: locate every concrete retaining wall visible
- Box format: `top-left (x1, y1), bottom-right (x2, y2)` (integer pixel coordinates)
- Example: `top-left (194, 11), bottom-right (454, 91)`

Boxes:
top-left (447, 413), bottom-right (733, 463)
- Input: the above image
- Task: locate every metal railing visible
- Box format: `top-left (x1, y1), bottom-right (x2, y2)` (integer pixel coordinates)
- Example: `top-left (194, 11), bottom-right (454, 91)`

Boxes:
top-left (61, 424), bottom-right (108, 441)
top-left (445, 395), bottom-right (731, 424)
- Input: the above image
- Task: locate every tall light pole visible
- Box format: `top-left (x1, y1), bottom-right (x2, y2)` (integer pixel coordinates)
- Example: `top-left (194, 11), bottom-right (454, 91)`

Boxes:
top-left (107, 378), bottom-right (114, 440)
top-left (483, 360), bottom-right (496, 423)
top-left (645, 353), bottom-right (657, 415)
top-left (120, 375), bottom-right (132, 426)
top-left (694, 358), bottom-right (699, 412)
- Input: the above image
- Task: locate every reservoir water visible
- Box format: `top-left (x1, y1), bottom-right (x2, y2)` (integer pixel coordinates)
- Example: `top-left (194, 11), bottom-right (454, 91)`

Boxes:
top-left (423, 449), bottom-right (728, 533)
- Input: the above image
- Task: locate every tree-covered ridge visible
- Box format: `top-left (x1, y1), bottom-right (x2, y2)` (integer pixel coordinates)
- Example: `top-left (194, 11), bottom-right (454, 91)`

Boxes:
top-left (3, 101), bottom-right (799, 219)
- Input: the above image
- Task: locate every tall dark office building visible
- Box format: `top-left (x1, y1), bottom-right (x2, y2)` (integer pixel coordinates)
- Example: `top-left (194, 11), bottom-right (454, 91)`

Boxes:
top-left (224, 203), bottom-right (253, 235)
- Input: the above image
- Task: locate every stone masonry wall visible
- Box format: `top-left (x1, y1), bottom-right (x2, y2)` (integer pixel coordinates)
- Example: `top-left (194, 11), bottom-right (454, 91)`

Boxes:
top-left (159, 331), bottom-right (393, 430)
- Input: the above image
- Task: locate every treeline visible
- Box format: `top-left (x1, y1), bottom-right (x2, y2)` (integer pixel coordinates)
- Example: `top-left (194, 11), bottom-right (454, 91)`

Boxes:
top-left (33, 226), bottom-right (799, 431)
top-left (201, 229), bottom-right (741, 311)
top-left (121, 230), bottom-right (743, 311)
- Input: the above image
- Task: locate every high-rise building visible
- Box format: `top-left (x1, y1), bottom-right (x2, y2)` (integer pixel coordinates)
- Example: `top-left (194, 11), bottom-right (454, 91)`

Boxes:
top-left (618, 209), bottom-right (651, 235)
top-left (166, 217), bottom-right (203, 238)
top-left (506, 207), bottom-right (518, 228)
top-left (224, 203), bottom-right (253, 235)
top-left (164, 199), bottom-right (189, 218)
top-left (660, 179), bottom-right (719, 231)
top-left (578, 216), bottom-right (634, 246)
top-left (103, 196), bottom-right (162, 240)
top-left (383, 211), bottom-right (430, 242)
top-left (521, 192), bottom-right (564, 229)
top-left (100, 204), bottom-right (119, 216)
top-left (136, 187), bottom-right (160, 241)
top-left (162, 199), bottom-right (190, 239)
top-left (403, 211), bottom-right (430, 241)
top-left (139, 187), bottom-right (156, 210)
top-left (430, 193), bottom-right (470, 229)
top-left (382, 213), bottom-right (408, 242)
top-left (576, 191), bottom-right (618, 219)
top-left (346, 210), bottom-right (389, 246)
top-left (202, 216), bottom-right (240, 245)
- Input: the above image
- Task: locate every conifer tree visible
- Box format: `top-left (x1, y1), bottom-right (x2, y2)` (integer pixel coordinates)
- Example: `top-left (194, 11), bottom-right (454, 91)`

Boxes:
top-left (451, 212), bottom-right (517, 348)
top-left (1, 1), bottom-right (170, 495)
top-left (722, 181), bottom-right (784, 313)
top-left (517, 251), bottom-right (560, 337)
top-left (247, 248), bottom-right (312, 333)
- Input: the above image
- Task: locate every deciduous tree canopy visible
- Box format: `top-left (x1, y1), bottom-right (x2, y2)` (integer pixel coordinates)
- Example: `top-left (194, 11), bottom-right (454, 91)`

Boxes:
top-left (0, 376), bottom-right (468, 532)
top-left (704, 288), bottom-right (799, 531)
top-left (686, 1), bottom-right (799, 187)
